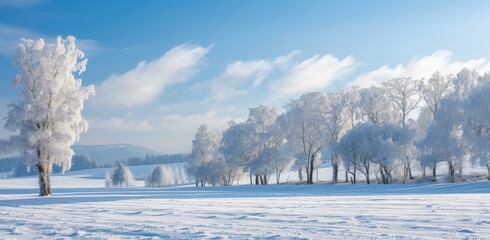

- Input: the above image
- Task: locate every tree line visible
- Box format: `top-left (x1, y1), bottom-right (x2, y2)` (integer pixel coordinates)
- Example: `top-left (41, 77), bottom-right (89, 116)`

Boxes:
top-left (105, 163), bottom-right (188, 188)
top-left (12, 155), bottom-right (97, 177)
top-left (118, 154), bottom-right (187, 167)
top-left (187, 68), bottom-right (490, 186)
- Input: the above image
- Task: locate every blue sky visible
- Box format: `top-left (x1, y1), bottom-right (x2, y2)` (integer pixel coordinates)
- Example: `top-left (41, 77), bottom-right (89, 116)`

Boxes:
top-left (1, 0), bottom-right (490, 153)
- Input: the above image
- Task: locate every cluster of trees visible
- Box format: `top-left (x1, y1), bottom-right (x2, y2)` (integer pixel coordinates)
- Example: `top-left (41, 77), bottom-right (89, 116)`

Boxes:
top-left (188, 68), bottom-right (490, 186)
top-left (106, 163), bottom-right (188, 188)
top-left (119, 154), bottom-right (187, 167)
top-left (146, 165), bottom-right (188, 187)
top-left (0, 156), bottom-right (22, 173)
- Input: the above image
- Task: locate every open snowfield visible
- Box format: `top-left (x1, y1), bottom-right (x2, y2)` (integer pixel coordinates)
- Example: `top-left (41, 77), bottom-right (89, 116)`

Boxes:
top-left (1, 168), bottom-right (490, 239)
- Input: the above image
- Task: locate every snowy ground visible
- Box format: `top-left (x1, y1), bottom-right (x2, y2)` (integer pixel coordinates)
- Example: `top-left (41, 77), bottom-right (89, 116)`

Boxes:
top-left (1, 169), bottom-right (490, 239)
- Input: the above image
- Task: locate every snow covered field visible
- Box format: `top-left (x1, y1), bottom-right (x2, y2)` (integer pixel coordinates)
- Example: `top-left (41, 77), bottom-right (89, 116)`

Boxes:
top-left (1, 170), bottom-right (490, 239)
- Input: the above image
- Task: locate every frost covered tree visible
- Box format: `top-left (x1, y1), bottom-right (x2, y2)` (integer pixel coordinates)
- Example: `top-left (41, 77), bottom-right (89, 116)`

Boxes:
top-left (111, 163), bottom-right (134, 187)
top-left (382, 77), bottom-right (421, 179)
top-left (219, 105), bottom-right (281, 186)
top-left (336, 123), bottom-right (415, 184)
top-left (187, 124), bottom-right (223, 186)
top-left (0, 36), bottom-right (94, 196)
top-left (464, 80), bottom-right (490, 179)
top-left (269, 146), bottom-right (294, 184)
top-left (383, 77), bottom-right (421, 127)
top-left (245, 105), bottom-right (283, 185)
top-left (219, 121), bottom-right (251, 186)
top-left (335, 129), bottom-right (363, 184)
top-left (416, 72), bottom-right (453, 177)
top-left (420, 71), bottom-right (453, 120)
top-left (147, 165), bottom-right (177, 187)
top-left (419, 69), bottom-right (479, 182)
top-left (319, 89), bottom-right (350, 183)
top-left (282, 92), bottom-right (327, 184)
top-left (358, 86), bottom-right (399, 125)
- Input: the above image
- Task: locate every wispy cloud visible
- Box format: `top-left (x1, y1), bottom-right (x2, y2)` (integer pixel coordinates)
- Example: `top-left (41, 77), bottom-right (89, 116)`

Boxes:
top-left (76, 39), bottom-right (107, 56)
top-left (0, 24), bottom-right (40, 55)
top-left (207, 50), bottom-right (301, 100)
top-left (352, 50), bottom-right (490, 87)
top-left (271, 54), bottom-right (355, 97)
top-left (0, 24), bottom-right (104, 57)
top-left (210, 59), bottom-right (273, 99)
top-left (94, 44), bottom-right (211, 107)
top-left (89, 118), bottom-right (154, 131)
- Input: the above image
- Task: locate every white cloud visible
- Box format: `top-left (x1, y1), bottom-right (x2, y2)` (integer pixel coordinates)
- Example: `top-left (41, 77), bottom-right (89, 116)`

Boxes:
top-left (274, 49), bottom-right (301, 68)
top-left (83, 110), bottom-right (242, 153)
top-left (0, 24), bottom-right (104, 57)
top-left (76, 39), bottom-right (106, 56)
top-left (95, 44), bottom-right (210, 107)
top-left (271, 54), bottom-right (355, 96)
top-left (352, 50), bottom-right (490, 88)
top-left (89, 118), bottom-right (154, 131)
top-left (0, 24), bottom-right (39, 55)
top-left (209, 50), bottom-right (301, 100)
top-left (210, 60), bottom-right (273, 99)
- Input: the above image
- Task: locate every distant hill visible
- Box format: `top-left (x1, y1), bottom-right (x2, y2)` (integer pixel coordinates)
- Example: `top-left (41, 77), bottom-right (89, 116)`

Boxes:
top-left (72, 144), bottom-right (161, 165)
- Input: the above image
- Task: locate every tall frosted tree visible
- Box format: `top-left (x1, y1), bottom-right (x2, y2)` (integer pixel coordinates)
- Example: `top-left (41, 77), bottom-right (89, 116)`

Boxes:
top-left (464, 83), bottom-right (490, 179)
top-left (245, 105), bottom-right (281, 185)
top-left (319, 89), bottom-right (350, 183)
top-left (187, 124), bottom-right (223, 186)
top-left (1, 36), bottom-right (95, 196)
top-left (419, 69), bottom-right (479, 182)
top-left (382, 77), bottom-right (421, 127)
top-left (382, 77), bottom-right (421, 179)
top-left (420, 71), bottom-right (453, 120)
top-left (282, 92), bottom-right (327, 184)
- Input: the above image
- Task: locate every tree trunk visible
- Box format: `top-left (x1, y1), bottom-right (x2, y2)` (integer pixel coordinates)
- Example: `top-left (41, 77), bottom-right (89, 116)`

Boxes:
top-left (408, 166), bottom-right (414, 180)
top-left (36, 164), bottom-right (51, 196)
top-left (276, 169), bottom-right (282, 184)
top-left (432, 162), bottom-right (437, 182)
top-left (332, 162), bottom-right (339, 183)
top-left (308, 153), bottom-right (315, 184)
top-left (448, 161), bottom-right (455, 183)
top-left (250, 170), bottom-right (253, 185)
top-left (379, 166), bottom-right (386, 184)
top-left (350, 165), bottom-right (357, 184)
top-left (364, 160), bottom-right (370, 184)
top-left (297, 168), bottom-right (303, 182)
top-left (331, 151), bottom-right (338, 183)
top-left (255, 174), bottom-right (259, 185)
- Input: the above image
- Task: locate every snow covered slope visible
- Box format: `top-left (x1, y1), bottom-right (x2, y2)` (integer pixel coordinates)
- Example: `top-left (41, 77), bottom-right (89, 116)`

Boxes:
top-left (0, 171), bottom-right (489, 239)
